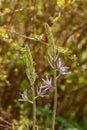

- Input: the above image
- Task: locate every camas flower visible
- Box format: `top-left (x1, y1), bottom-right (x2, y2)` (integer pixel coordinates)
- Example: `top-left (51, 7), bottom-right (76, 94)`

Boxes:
top-left (57, 58), bottom-right (70, 75)
top-left (18, 89), bottom-right (28, 102)
top-left (23, 89), bottom-right (28, 100)
top-left (41, 76), bottom-right (52, 89)
top-left (37, 86), bottom-right (48, 97)
top-left (37, 76), bottom-right (52, 97)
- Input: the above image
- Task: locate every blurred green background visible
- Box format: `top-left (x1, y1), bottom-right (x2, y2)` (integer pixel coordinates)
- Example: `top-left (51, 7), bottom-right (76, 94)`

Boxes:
top-left (0, 0), bottom-right (87, 130)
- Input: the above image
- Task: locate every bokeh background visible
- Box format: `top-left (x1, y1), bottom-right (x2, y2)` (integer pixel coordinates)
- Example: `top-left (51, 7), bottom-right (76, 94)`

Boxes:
top-left (0, 0), bottom-right (87, 130)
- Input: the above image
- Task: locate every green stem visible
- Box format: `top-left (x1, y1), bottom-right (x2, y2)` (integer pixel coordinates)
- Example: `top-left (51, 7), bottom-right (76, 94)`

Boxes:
top-left (52, 67), bottom-right (57, 130)
top-left (52, 49), bottom-right (57, 130)
top-left (32, 83), bottom-right (36, 130)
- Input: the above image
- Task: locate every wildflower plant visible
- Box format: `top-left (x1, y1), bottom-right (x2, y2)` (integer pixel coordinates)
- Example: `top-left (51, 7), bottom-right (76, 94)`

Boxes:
top-left (25, 46), bottom-right (37, 130)
top-left (19, 24), bottom-right (71, 130)
top-left (45, 23), bottom-right (70, 130)
top-left (45, 23), bottom-right (58, 130)
top-left (18, 46), bottom-right (37, 130)
top-left (19, 46), bottom-right (52, 130)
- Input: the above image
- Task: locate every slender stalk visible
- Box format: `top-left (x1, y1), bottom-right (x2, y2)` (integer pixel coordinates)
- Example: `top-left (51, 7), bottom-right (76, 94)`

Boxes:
top-left (52, 45), bottom-right (57, 130)
top-left (45, 23), bottom-right (58, 130)
top-left (52, 63), bottom-right (57, 130)
top-left (32, 83), bottom-right (36, 130)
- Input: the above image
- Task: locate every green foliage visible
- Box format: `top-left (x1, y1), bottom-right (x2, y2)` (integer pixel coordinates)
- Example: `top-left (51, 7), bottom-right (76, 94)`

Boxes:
top-left (81, 114), bottom-right (87, 130)
top-left (56, 115), bottom-right (83, 130)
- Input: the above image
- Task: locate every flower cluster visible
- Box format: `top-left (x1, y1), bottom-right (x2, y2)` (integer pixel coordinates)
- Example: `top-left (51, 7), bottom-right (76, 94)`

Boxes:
top-left (37, 76), bottom-right (52, 97)
top-left (57, 58), bottom-right (70, 75)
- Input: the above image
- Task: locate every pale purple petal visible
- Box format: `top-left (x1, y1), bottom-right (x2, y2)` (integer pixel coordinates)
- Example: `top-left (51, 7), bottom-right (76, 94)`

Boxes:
top-left (42, 76), bottom-right (52, 89)
top-left (41, 85), bottom-right (48, 89)
top-left (60, 70), bottom-right (69, 75)
top-left (60, 67), bottom-right (69, 71)
top-left (57, 58), bottom-right (70, 75)
top-left (57, 58), bottom-right (62, 68)
top-left (23, 89), bottom-right (28, 99)
top-left (37, 86), bottom-right (42, 95)
top-left (39, 93), bottom-right (49, 98)
top-left (37, 76), bottom-right (52, 97)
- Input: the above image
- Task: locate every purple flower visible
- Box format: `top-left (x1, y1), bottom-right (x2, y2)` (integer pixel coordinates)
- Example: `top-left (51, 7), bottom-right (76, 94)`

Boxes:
top-left (18, 89), bottom-right (28, 102)
top-left (41, 76), bottom-right (52, 89)
top-left (57, 58), bottom-right (70, 75)
top-left (37, 87), bottom-right (42, 96)
top-left (23, 89), bottom-right (28, 99)
top-left (37, 87), bottom-right (48, 97)
top-left (37, 76), bottom-right (52, 97)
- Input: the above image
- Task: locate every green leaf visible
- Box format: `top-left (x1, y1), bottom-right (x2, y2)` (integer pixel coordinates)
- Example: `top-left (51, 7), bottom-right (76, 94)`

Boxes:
top-left (56, 115), bottom-right (83, 129)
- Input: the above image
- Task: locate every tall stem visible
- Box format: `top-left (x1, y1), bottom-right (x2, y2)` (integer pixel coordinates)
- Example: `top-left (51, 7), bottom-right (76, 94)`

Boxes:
top-left (52, 53), bottom-right (57, 130)
top-left (32, 83), bottom-right (36, 130)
